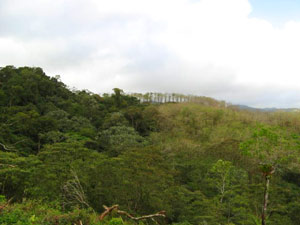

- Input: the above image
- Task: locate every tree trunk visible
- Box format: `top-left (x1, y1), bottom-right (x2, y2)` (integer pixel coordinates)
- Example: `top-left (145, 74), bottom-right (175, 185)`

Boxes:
top-left (37, 135), bottom-right (41, 153)
top-left (262, 175), bottom-right (270, 225)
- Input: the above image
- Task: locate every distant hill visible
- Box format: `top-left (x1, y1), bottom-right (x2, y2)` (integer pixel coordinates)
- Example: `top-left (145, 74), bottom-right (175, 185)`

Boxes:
top-left (232, 104), bottom-right (300, 112)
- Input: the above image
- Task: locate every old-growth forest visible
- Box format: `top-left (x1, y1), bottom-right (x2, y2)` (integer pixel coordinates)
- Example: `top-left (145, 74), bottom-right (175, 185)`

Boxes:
top-left (1, 66), bottom-right (300, 225)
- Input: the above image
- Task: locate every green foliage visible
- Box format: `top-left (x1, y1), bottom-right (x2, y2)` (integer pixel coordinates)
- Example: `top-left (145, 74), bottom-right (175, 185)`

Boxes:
top-left (97, 126), bottom-right (146, 156)
top-left (0, 199), bottom-right (99, 225)
top-left (108, 217), bottom-right (124, 225)
top-left (1, 66), bottom-right (300, 225)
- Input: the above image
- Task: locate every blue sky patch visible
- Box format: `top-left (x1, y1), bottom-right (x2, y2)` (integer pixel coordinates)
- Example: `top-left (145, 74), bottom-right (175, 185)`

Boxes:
top-left (249, 0), bottom-right (300, 26)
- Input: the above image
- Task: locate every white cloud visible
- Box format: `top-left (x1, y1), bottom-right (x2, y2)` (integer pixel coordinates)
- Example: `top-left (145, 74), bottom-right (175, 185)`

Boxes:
top-left (1, 0), bottom-right (300, 107)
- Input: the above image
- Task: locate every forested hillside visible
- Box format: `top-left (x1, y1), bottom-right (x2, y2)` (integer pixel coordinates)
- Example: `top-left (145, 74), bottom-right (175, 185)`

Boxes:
top-left (1, 66), bottom-right (300, 225)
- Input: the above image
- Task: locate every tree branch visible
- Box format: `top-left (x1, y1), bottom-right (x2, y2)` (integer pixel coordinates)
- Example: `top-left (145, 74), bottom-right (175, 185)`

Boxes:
top-left (62, 170), bottom-right (91, 210)
top-left (0, 198), bottom-right (13, 213)
top-left (99, 205), bottom-right (119, 220)
top-left (0, 163), bottom-right (16, 168)
top-left (0, 142), bottom-right (18, 152)
top-left (0, 142), bottom-right (12, 151)
top-left (99, 205), bottom-right (166, 221)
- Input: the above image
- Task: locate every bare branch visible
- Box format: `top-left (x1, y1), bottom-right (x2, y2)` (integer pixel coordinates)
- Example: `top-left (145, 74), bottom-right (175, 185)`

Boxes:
top-left (0, 139), bottom-right (26, 153)
top-left (12, 139), bottom-right (26, 145)
top-left (0, 142), bottom-right (18, 152)
top-left (0, 198), bottom-right (13, 213)
top-left (0, 142), bottom-right (12, 151)
top-left (62, 170), bottom-right (91, 210)
top-left (99, 205), bottom-right (119, 221)
top-left (0, 163), bottom-right (16, 168)
top-left (99, 205), bottom-right (166, 221)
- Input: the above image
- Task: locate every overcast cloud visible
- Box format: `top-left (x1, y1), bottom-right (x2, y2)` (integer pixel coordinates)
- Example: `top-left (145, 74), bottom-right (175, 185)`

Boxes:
top-left (1, 0), bottom-right (300, 108)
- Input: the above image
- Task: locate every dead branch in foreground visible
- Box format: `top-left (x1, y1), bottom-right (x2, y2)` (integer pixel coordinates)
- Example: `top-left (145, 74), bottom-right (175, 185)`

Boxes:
top-left (99, 205), bottom-right (166, 221)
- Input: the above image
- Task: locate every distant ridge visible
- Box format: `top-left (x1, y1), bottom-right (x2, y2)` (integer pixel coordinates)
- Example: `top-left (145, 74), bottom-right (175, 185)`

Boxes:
top-left (232, 104), bottom-right (300, 112)
top-left (128, 91), bottom-right (300, 112)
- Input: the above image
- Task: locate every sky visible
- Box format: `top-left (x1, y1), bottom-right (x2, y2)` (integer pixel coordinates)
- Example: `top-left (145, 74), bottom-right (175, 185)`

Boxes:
top-left (1, 0), bottom-right (300, 108)
top-left (249, 0), bottom-right (300, 26)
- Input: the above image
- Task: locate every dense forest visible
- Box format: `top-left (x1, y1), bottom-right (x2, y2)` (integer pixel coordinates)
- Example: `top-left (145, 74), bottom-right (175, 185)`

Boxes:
top-left (1, 66), bottom-right (300, 225)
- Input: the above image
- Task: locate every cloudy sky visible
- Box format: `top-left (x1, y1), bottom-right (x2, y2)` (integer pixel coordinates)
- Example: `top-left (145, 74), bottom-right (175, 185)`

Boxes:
top-left (1, 0), bottom-right (300, 108)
